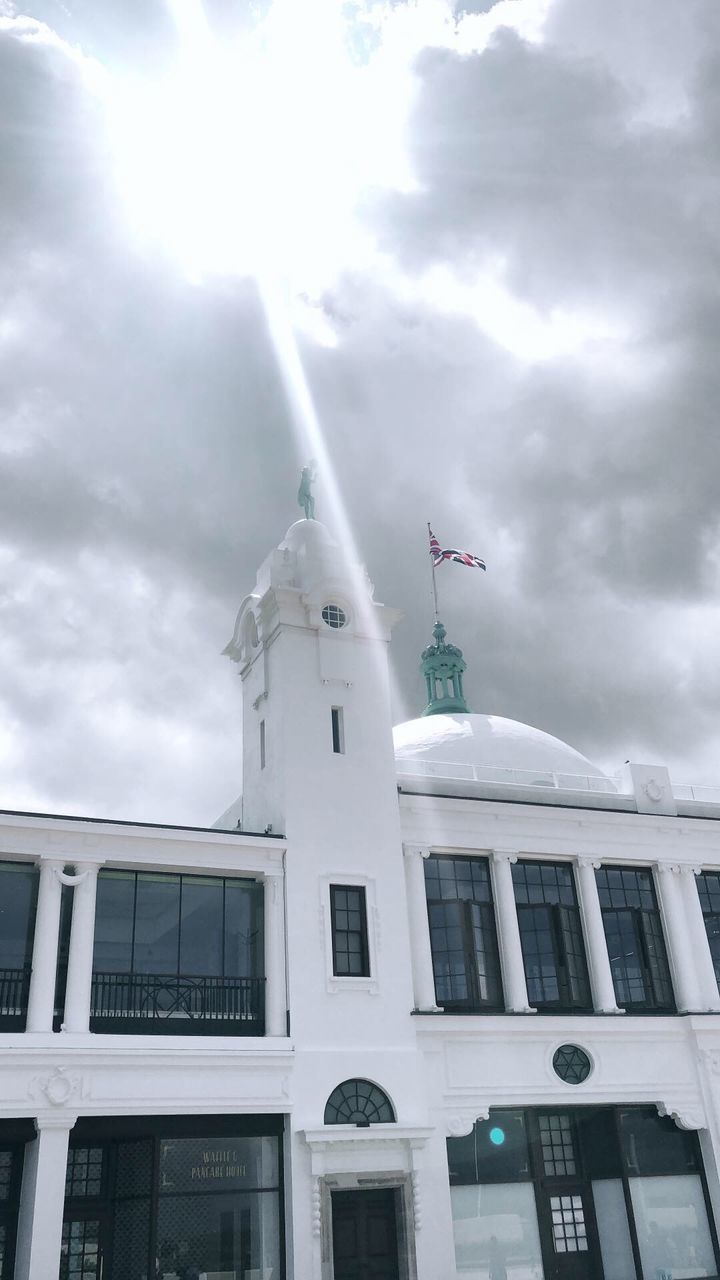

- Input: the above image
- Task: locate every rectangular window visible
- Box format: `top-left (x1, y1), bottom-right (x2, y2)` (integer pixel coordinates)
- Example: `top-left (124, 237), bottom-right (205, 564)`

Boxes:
top-left (0, 862), bottom-right (38, 1030)
top-left (424, 856), bottom-right (503, 1012)
top-left (447, 1108), bottom-right (720, 1280)
top-left (0, 1138), bottom-right (26, 1280)
top-left (512, 861), bottom-right (591, 1010)
top-left (330, 885), bottom-right (369, 977)
top-left (331, 706), bottom-right (344, 754)
top-left (91, 872), bottom-right (264, 1034)
top-left (697, 871), bottom-right (720, 990)
top-left (259, 718), bottom-right (266, 769)
top-left (595, 866), bottom-right (674, 1011)
top-left (63, 1121), bottom-right (283, 1280)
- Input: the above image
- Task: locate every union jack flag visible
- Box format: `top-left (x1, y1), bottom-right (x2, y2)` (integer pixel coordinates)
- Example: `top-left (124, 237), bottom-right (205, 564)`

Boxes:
top-left (429, 526), bottom-right (486, 571)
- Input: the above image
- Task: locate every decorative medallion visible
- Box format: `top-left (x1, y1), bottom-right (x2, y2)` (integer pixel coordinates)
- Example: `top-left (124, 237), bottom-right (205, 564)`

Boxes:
top-left (552, 1044), bottom-right (592, 1085)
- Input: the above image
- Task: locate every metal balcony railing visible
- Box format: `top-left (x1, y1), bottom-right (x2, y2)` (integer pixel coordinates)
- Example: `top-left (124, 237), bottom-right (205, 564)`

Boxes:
top-left (89, 972), bottom-right (265, 1036)
top-left (0, 965), bottom-right (31, 1029)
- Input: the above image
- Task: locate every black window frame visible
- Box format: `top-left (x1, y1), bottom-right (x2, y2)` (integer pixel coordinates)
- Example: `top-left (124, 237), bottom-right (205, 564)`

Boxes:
top-left (447, 1106), bottom-right (720, 1280)
top-left (331, 706), bottom-right (344, 755)
top-left (0, 861), bottom-right (38, 1032)
top-left (697, 871), bottom-right (720, 992)
top-left (0, 1127), bottom-right (29, 1280)
top-left (595, 866), bottom-right (675, 1012)
top-left (424, 855), bottom-right (503, 1013)
top-left (63, 1115), bottom-right (286, 1280)
top-left (512, 861), bottom-right (591, 1012)
top-left (329, 885), bottom-right (370, 978)
top-left (88, 870), bottom-right (265, 1036)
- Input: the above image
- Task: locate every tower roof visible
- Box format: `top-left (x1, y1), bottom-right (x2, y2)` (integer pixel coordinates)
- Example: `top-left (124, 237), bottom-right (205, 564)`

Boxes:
top-left (420, 620), bottom-right (470, 716)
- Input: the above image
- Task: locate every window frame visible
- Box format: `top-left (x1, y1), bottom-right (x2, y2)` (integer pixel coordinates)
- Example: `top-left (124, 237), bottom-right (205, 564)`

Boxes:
top-left (697, 871), bottom-right (720, 992)
top-left (320, 875), bottom-right (379, 994)
top-left (331, 706), bottom-right (345, 755)
top-left (329, 884), bottom-right (370, 978)
top-left (423, 854), bottom-right (503, 1013)
top-left (595, 866), bottom-right (675, 1013)
top-left (512, 861), bottom-right (592, 1013)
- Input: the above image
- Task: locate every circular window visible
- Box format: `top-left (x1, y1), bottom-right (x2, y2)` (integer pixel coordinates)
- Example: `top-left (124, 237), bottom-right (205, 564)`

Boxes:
top-left (321, 603), bottom-right (348, 630)
top-left (553, 1044), bottom-right (592, 1085)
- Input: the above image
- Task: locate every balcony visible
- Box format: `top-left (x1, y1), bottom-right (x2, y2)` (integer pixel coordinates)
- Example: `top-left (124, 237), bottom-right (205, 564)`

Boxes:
top-left (0, 965), bottom-right (31, 1031)
top-left (87, 972), bottom-right (265, 1036)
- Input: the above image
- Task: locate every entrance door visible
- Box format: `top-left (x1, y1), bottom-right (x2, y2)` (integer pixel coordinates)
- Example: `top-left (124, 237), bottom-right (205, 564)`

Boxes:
top-left (531, 1113), bottom-right (602, 1280)
top-left (331, 1188), bottom-right (400, 1280)
top-left (537, 1185), bottom-right (599, 1280)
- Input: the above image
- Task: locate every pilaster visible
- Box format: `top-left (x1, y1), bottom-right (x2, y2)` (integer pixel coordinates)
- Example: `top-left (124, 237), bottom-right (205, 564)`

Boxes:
top-left (264, 868), bottom-right (288, 1037)
top-left (679, 867), bottom-right (720, 1012)
top-left (25, 860), bottom-right (64, 1033)
top-left (574, 857), bottom-right (622, 1014)
top-left (62, 863), bottom-right (102, 1034)
top-left (655, 863), bottom-right (701, 1012)
top-left (403, 845), bottom-right (441, 1012)
top-left (490, 850), bottom-right (533, 1013)
top-left (14, 1114), bottom-right (75, 1280)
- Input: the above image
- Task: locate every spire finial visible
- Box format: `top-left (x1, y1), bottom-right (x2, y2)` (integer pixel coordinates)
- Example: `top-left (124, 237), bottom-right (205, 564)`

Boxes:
top-left (420, 619), bottom-right (470, 716)
top-left (297, 460), bottom-right (317, 520)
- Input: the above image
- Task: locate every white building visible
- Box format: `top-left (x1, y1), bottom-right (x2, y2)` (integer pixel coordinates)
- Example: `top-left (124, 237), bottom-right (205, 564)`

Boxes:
top-left (2, 512), bottom-right (720, 1280)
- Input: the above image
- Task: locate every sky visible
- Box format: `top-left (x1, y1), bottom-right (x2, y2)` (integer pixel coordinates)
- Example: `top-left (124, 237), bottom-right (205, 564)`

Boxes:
top-left (2, 0), bottom-right (720, 825)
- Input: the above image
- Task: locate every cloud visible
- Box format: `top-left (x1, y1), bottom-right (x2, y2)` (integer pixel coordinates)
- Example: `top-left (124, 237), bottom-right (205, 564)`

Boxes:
top-left (2, 0), bottom-right (720, 824)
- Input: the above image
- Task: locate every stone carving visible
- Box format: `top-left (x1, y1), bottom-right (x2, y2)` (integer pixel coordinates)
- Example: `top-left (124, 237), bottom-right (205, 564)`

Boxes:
top-left (311, 1178), bottom-right (322, 1236)
top-left (411, 1170), bottom-right (422, 1232)
top-left (446, 1108), bottom-right (490, 1138)
top-left (29, 1066), bottom-right (86, 1107)
top-left (656, 1101), bottom-right (705, 1131)
top-left (643, 778), bottom-right (665, 804)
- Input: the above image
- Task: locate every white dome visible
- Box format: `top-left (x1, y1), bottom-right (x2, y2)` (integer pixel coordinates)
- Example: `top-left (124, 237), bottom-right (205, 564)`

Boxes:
top-left (393, 713), bottom-right (616, 791)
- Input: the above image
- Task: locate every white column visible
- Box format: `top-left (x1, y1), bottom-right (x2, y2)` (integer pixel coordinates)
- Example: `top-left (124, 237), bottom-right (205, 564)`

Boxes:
top-left (14, 1115), bottom-right (74, 1280)
top-left (403, 845), bottom-right (441, 1012)
top-left (679, 866), bottom-right (720, 1012)
top-left (490, 849), bottom-right (533, 1013)
top-left (655, 863), bottom-right (702, 1013)
top-left (264, 869), bottom-right (287, 1036)
top-left (25, 860), bottom-right (64, 1033)
top-left (62, 863), bottom-right (100, 1034)
top-left (574, 857), bottom-right (622, 1013)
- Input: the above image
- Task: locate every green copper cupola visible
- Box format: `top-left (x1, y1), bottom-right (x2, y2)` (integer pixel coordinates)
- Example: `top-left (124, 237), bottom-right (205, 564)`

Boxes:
top-left (421, 620), bottom-right (470, 716)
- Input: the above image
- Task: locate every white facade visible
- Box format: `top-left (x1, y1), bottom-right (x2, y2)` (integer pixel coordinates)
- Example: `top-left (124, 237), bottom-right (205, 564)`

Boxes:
top-left (2, 515), bottom-right (720, 1279)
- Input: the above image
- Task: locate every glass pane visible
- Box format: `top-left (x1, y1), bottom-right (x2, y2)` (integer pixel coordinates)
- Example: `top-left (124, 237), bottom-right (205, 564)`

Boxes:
top-left (0, 863), bottom-right (37, 969)
top-left (133, 876), bottom-right (180, 975)
top-left (429, 901), bottom-right (469, 1004)
top-left (224, 880), bottom-right (262, 977)
top-left (448, 1115), bottom-right (530, 1185)
top-left (630, 1174), bottom-right (716, 1279)
top-left (180, 879), bottom-right (223, 976)
top-left (602, 909), bottom-right (648, 1006)
top-left (620, 1109), bottom-right (697, 1176)
top-left (93, 873), bottom-right (135, 973)
top-left (451, 1182), bottom-right (544, 1279)
top-left (156, 1189), bottom-right (280, 1277)
top-left (517, 906), bottom-right (560, 1005)
top-left (592, 1179), bottom-right (636, 1280)
top-left (471, 903), bottom-right (502, 1007)
top-left (158, 1137), bottom-right (279, 1194)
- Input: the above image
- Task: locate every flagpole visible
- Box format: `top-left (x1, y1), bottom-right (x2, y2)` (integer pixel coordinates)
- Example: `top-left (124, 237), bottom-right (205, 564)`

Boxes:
top-left (428, 522), bottom-right (440, 624)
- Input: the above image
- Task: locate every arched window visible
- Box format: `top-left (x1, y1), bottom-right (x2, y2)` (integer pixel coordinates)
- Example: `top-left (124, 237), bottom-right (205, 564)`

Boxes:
top-left (324, 1079), bottom-right (395, 1127)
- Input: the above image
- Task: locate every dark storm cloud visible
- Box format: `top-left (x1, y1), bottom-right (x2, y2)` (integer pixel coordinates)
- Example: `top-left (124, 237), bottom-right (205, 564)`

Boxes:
top-left (2, 1), bottom-right (720, 821)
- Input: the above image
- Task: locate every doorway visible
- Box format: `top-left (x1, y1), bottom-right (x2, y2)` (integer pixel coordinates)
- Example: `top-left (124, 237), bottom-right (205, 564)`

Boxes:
top-left (331, 1188), bottom-right (400, 1280)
